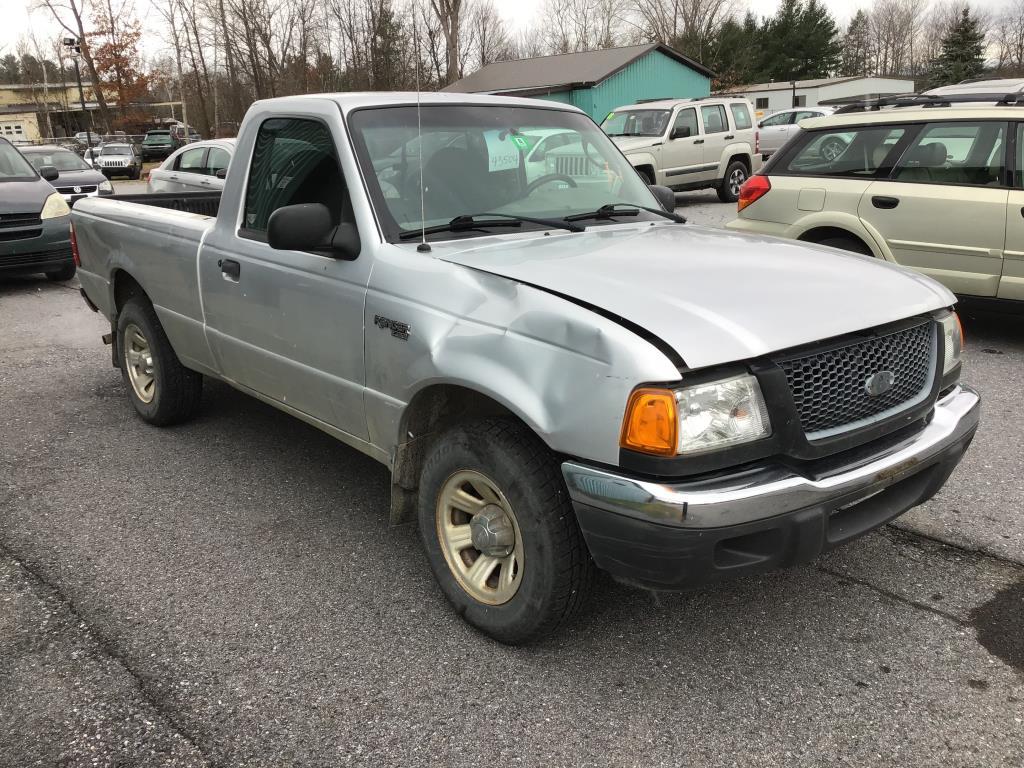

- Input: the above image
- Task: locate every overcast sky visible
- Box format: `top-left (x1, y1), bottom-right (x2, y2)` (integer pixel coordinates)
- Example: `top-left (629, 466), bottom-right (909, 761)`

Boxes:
top-left (1, 0), bottom-right (1014, 72)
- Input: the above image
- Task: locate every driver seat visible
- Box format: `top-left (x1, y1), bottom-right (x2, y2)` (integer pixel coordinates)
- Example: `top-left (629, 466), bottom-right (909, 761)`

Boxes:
top-left (421, 146), bottom-right (491, 220)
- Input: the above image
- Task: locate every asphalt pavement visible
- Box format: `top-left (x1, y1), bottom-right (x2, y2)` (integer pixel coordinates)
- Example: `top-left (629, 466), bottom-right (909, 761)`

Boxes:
top-left (1, 198), bottom-right (1022, 767)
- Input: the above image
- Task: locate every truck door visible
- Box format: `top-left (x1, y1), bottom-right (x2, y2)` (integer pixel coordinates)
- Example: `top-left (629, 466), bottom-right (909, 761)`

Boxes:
top-left (1002, 122), bottom-right (1024, 301)
top-left (198, 108), bottom-right (372, 440)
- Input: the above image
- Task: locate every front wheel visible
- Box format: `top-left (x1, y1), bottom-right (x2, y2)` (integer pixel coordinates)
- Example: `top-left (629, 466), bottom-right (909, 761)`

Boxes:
top-left (718, 160), bottom-right (748, 203)
top-left (418, 419), bottom-right (595, 644)
top-left (116, 296), bottom-right (202, 426)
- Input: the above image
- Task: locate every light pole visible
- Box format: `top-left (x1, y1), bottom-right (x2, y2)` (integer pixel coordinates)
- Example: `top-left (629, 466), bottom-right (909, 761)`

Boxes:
top-left (62, 36), bottom-right (93, 151)
top-left (791, 80), bottom-right (797, 109)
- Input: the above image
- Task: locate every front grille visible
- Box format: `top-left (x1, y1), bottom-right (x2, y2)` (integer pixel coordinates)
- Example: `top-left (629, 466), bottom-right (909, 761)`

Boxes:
top-left (0, 213), bottom-right (41, 229)
top-left (552, 155), bottom-right (599, 177)
top-left (56, 185), bottom-right (97, 194)
top-left (780, 321), bottom-right (936, 438)
top-left (0, 246), bottom-right (72, 268)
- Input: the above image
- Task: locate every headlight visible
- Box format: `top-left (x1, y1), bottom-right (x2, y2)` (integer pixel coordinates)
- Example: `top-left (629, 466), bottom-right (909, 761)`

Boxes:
top-left (99, 178), bottom-right (114, 193)
top-left (939, 312), bottom-right (963, 376)
top-left (621, 374), bottom-right (772, 456)
top-left (40, 192), bottom-right (71, 220)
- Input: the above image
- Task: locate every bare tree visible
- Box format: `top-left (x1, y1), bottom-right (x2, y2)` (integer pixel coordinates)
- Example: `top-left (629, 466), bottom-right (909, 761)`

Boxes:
top-left (994, 0), bottom-right (1024, 74)
top-left (429, 0), bottom-right (462, 84)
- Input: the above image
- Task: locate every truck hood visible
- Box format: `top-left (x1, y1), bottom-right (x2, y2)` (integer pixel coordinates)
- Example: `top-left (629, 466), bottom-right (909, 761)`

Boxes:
top-left (432, 224), bottom-right (954, 369)
top-left (610, 136), bottom-right (662, 154)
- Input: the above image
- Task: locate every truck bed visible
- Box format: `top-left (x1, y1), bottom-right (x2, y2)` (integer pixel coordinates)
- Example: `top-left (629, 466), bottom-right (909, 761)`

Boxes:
top-left (108, 191), bottom-right (221, 218)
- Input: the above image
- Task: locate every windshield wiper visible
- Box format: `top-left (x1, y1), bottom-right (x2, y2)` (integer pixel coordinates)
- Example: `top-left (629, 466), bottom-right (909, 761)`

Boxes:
top-left (565, 203), bottom-right (686, 224)
top-left (399, 212), bottom-right (584, 240)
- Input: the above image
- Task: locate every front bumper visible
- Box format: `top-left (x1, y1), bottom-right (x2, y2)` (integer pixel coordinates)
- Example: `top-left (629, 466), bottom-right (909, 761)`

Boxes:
top-left (0, 215), bottom-right (73, 276)
top-left (562, 385), bottom-right (980, 590)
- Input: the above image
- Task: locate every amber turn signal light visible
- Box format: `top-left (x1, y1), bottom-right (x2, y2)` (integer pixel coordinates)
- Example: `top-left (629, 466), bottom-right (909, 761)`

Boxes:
top-left (620, 388), bottom-right (678, 456)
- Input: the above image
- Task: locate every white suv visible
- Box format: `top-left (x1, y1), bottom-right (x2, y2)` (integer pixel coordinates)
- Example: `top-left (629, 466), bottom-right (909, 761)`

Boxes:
top-left (601, 97), bottom-right (762, 202)
top-left (727, 91), bottom-right (1024, 302)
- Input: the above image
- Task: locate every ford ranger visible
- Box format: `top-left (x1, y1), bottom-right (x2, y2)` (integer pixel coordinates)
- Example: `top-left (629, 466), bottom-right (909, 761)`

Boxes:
top-left (73, 93), bottom-right (980, 644)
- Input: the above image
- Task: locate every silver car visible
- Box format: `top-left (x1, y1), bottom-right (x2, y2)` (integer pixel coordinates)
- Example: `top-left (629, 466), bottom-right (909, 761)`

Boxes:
top-left (758, 106), bottom-right (836, 158)
top-left (147, 139), bottom-right (234, 194)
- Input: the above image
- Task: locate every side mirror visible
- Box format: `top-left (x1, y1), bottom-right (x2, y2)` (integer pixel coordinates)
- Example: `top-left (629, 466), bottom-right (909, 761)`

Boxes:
top-left (648, 184), bottom-right (676, 212)
top-left (670, 126), bottom-right (691, 140)
top-left (39, 165), bottom-right (60, 182)
top-left (215, 168), bottom-right (227, 179)
top-left (267, 203), bottom-right (360, 260)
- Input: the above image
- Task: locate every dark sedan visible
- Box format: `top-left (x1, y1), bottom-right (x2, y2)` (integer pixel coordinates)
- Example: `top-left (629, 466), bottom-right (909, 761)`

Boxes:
top-left (20, 145), bottom-right (114, 207)
top-left (0, 137), bottom-right (74, 281)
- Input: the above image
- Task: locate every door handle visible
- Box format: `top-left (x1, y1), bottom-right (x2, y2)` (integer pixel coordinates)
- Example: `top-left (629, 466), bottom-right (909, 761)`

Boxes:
top-left (694, 139), bottom-right (704, 145)
top-left (872, 196), bottom-right (900, 209)
top-left (219, 259), bottom-right (241, 280)
top-left (724, 135), bottom-right (735, 140)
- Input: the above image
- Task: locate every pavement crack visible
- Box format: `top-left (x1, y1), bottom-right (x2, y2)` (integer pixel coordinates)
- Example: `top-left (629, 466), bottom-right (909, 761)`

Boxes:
top-left (0, 541), bottom-right (221, 768)
top-left (884, 524), bottom-right (1024, 571)
top-left (817, 565), bottom-right (968, 627)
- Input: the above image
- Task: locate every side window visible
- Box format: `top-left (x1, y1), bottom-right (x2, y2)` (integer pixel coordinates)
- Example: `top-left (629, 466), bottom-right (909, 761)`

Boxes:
top-left (701, 105), bottom-right (728, 134)
top-left (894, 122), bottom-right (1006, 186)
top-left (782, 127), bottom-right (906, 177)
top-left (671, 108), bottom-right (698, 139)
top-left (755, 97), bottom-right (769, 110)
top-left (760, 113), bottom-right (793, 128)
top-left (242, 118), bottom-right (351, 238)
top-left (729, 103), bottom-right (752, 130)
top-left (176, 147), bottom-right (207, 174)
top-left (206, 147), bottom-right (230, 176)
top-left (793, 111), bottom-right (819, 123)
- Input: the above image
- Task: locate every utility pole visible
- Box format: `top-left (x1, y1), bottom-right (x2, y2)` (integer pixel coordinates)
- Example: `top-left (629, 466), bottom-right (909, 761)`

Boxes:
top-left (63, 36), bottom-right (93, 150)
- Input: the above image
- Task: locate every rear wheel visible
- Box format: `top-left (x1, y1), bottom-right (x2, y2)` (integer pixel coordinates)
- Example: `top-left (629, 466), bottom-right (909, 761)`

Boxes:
top-left (116, 296), bottom-right (202, 426)
top-left (815, 236), bottom-right (872, 256)
top-left (418, 418), bottom-right (595, 644)
top-left (45, 264), bottom-right (76, 282)
top-left (717, 160), bottom-right (748, 203)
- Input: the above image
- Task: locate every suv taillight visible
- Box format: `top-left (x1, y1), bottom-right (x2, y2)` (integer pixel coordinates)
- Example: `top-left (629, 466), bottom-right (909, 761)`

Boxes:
top-left (755, 130), bottom-right (760, 154)
top-left (737, 175), bottom-right (771, 212)
top-left (70, 221), bottom-right (81, 267)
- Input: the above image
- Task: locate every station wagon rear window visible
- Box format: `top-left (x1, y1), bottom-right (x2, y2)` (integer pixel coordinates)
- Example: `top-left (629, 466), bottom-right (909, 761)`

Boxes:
top-left (780, 126), bottom-right (907, 177)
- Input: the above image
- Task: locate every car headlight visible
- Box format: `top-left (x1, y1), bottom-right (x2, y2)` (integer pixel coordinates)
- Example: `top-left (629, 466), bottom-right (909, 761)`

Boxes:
top-left (621, 374), bottom-right (772, 456)
top-left (939, 311), bottom-right (963, 376)
top-left (99, 178), bottom-right (114, 193)
top-left (40, 192), bottom-right (71, 220)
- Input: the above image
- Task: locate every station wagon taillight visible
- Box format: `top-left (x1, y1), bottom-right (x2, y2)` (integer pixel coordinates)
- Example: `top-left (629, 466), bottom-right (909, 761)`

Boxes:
top-left (737, 175), bottom-right (771, 212)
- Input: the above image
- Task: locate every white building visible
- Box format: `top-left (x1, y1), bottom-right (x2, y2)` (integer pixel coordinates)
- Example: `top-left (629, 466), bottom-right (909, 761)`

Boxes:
top-left (720, 76), bottom-right (915, 117)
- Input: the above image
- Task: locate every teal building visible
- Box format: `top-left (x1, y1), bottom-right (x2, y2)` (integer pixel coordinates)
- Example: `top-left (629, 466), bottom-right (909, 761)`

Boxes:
top-left (442, 44), bottom-right (714, 123)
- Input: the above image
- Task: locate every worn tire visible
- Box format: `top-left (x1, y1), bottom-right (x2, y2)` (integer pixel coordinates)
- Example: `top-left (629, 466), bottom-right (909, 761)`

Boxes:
top-left (418, 418), bottom-right (595, 644)
top-left (45, 264), bottom-right (76, 281)
top-left (116, 296), bottom-right (202, 426)
top-left (717, 160), bottom-right (749, 203)
top-left (816, 236), bottom-right (872, 256)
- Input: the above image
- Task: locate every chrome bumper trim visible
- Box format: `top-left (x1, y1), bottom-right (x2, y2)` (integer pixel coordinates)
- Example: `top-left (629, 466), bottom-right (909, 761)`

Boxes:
top-left (562, 386), bottom-right (980, 529)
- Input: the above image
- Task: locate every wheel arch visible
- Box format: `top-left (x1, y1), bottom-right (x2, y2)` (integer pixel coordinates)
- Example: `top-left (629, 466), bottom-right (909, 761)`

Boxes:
top-left (797, 225), bottom-right (876, 256)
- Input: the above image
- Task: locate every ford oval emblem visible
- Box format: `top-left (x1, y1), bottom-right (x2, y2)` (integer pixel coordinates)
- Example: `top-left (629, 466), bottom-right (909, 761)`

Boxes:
top-left (864, 370), bottom-right (895, 397)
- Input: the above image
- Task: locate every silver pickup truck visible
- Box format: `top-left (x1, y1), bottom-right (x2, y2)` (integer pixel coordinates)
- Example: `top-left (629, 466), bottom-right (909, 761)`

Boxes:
top-left (73, 93), bottom-right (980, 644)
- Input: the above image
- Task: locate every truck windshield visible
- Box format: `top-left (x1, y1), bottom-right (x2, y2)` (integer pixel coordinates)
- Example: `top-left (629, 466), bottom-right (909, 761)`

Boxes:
top-left (347, 104), bottom-right (663, 243)
top-left (601, 109), bottom-right (671, 137)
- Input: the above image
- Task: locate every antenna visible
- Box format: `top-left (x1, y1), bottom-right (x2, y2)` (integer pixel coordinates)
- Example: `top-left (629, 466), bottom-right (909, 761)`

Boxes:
top-left (414, 17), bottom-right (430, 253)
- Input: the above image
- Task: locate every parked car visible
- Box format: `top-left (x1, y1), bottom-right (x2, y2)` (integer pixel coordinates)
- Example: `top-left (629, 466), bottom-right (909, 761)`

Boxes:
top-left (601, 97), bottom-right (762, 202)
top-left (73, 93), bottom-right (978, 644)
top-left (147, 139), bottom-right (234, 193)
top-left (20, 144), bottom-right (114, 205)
top-left (727, 98), bottom-right (1023, 302)
top-left (97, 142), bottom-right (143, 179)
top-left (757, 106), bottom-right (837, 158)
top-left (0, 136), bottom-right (74, 281)
top-left (140, 129), bottom-right (177, 162)
top-left (74, 131), bottom-right (102, 147)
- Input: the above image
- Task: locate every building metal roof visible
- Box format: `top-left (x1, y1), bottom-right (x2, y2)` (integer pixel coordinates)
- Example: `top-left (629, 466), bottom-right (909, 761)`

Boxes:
top-left (442, 44), bottom-right (714, 95)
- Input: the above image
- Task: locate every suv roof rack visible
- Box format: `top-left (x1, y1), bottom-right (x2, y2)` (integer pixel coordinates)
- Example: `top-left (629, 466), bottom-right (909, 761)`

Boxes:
top-left (831, 92), bottom-right (1024, 113)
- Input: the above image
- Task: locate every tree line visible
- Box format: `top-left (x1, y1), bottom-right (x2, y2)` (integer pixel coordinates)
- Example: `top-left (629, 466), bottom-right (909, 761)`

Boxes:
top-left (4, 0), bottom-right (1022, 137)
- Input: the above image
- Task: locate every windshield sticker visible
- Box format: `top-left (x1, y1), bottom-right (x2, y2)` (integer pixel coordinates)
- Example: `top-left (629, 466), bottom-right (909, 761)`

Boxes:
top-left (484, 130), bottom-right (519, 172)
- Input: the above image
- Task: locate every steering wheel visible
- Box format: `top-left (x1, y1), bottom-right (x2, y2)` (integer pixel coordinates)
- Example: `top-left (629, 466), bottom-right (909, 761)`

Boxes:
top-left (526, 174), bottom-right (578, 195)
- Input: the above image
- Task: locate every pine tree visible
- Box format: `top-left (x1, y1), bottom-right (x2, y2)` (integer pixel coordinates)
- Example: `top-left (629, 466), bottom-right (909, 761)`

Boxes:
top-left (840, 10), bottom-right (874, 76)
top-left (926, 7), bottom-right (987, 87)
top-left (756, 0), bottom-right (842, 81)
